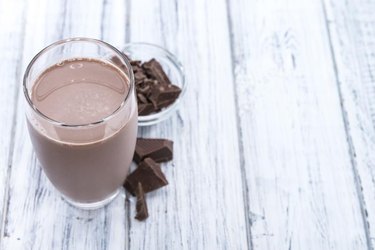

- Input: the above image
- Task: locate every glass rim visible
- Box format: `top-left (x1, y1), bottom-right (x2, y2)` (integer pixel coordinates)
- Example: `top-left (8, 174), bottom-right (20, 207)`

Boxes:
top-left (23, 37), bottom-right (134, 128)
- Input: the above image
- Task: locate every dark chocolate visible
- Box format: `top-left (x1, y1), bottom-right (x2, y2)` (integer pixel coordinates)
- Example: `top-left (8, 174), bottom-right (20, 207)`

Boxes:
top-left (130, 60), bottom-right (142, 67)
top-left (137, 84), bottom-right (151, 94)
top-left (124, 158), bottom-right (168, 196)
top-left (133, 138), bottom-right (173, 164)
top-left (157, 98), bottom-right (176, 109)
top-left (142, 59), bottom-right (172, 85)
top-left (127, 58), bottom-right (182, 116)
top-left (135, 182), bottom-right (149, 221)
top-left (138, 103), bottom-right (155, 116)
top-left (137, 93), bottom-right (148, 104)
top-left (149, 84), bottom-right (181, 109)
top-left (134, 71), bottom-right (147, 82)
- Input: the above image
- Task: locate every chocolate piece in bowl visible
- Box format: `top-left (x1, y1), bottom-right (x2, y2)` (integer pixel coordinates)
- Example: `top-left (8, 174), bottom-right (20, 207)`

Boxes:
top-left (138, 103), bottom-right (155, 116)
top-left (134, 71), bottom-right (147, 84)
top-left (137, 93), bottom-right (148, 104)
top-left (133, 138), bottom-right (173, 164)
top-left (149, 84), bottom-right (181, 110)
top-left (157, 98), bottom-right (177, 110)
top-left (125, 57), bottom-right (182, 116)
top-left (143, 58), bottom-right (172, 85)
top-left (130, 60), bottom-right (142, 67)
top-left (135, 182), bottom-right (149, 221)
top-left (124, 158), bottom-right (168, 196)
top-left (137, 84), bottom-right (151, 94)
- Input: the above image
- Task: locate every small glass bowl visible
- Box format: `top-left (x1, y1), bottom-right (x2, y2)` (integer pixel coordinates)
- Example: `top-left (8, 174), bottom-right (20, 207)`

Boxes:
top-left (122, 43), bottom-right (186, 126)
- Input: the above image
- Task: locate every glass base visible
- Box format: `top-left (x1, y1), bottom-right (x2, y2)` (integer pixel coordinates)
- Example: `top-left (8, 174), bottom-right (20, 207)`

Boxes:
top-left (62, 189), bottom-right (120, 210)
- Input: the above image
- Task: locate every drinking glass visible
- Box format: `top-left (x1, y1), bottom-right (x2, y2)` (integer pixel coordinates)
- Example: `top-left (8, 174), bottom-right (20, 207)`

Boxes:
top-left (23, 38), bottom-right (137, 209)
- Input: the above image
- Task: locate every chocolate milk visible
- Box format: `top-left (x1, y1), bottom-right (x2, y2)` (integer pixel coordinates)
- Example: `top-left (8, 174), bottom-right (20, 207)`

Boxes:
top-left (27, 58), bottom-right (137, 203)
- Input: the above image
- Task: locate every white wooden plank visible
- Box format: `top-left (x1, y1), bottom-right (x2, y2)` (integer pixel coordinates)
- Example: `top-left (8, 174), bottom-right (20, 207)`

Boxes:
top-left (324, 0), bottom-right (375, 247)
top-left (127, 0), bottom-right (249, 249)
top-left (1, 0), bottom-right (130, 249)
top-left (227, 0), bottom-right (369, 249)
top-left (0, 0), bottom-right (27, 243)
top-left (100, 0), bottom-right (127, 46)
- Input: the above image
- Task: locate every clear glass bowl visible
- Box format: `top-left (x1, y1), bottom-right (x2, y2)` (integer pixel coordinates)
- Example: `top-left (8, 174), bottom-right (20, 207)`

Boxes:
top-left (122, 43), bottom-right (186, 126)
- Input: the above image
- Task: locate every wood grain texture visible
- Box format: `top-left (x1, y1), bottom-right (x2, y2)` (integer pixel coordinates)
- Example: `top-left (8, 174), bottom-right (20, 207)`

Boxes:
top-left (324, 0), bottom-right (375, 247)
top-left (1, 0), bottom-right (375, 249)
top-left (227, 0), bottom-right (370, 249)
top-left (0, 0), bottom-right (27, 243)
top-left (127, 0), bottom-right (249, 249)
top-left (1, 0), bottom-right (130, 249)
top-left (2, 0), bottom-right (249, 249)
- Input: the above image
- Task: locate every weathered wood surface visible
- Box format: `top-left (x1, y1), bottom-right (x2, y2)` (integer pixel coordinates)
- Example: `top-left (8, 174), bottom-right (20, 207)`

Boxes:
top-left (0, 0), bottom-right (27, 243)
top-left (227, 0), bottom-right (372, 249)
top-left (0, 0), bottom-right (374, 249)
top-left (324, 0), bottom-right (375, 247)
top-left (128, 0), bottom-right (248, 249)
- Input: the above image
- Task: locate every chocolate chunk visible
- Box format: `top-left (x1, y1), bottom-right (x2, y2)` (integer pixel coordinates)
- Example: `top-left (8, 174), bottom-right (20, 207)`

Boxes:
top-left (144, 78), bottom-right (158, 86)
top-left (132, 66), bottom-right (142, 74)
top-left (137, 84), bottom-right (151, 94)
top-left (135, 183), bottom-right (149, 221)
top-left (134, 71), bottom-right (147, 82)
top-left (130, 60), bottom-right (142, 67)
top-left (133, 138), bottom-right (173, 164)
top-left (131, 61), bottom-right (143, 75)
top-left (143, 59), bottom-right (172, 85)
top-left (127, 58), bottom-right (181, 116)
top-left (138, 103), bottom-right (155, 116)
top-left (156, 98), bottom-right (176, 110)
top-left (124, 158), bottom-right (168, 196)
top-left (137, 93), bottom-right (148, 104)
top-left (149, 84), bottom-right (181, 109)
top-left (147, 95), bottom-right (158, 110)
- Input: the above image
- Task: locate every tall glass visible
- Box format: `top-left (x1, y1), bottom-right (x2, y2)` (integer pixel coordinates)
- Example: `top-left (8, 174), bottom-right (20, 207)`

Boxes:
top-left (23, 38), bottom-right (137, 209)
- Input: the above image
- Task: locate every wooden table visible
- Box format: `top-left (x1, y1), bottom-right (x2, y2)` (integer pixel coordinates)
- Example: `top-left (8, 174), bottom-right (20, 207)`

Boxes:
top-left (0, 0), bottom-right (374, 249)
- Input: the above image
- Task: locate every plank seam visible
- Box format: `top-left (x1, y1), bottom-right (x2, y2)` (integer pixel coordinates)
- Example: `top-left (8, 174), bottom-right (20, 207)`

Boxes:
top-left (125, 197), bottom-right (131, 250)
top-left (124, 0), bottom-right (131, 44)
top-left (321, 1), bottom-right (373, 249)
top-left (0, 1), bottom-right (28, 242)
top-left (224, 0), bottom-right (253, 249)
top-left (100, 0), bottom-right (108, 41)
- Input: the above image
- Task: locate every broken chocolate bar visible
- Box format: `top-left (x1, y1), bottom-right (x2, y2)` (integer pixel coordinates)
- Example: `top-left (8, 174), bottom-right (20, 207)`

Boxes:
top-left (138, 103), bottom-right (155, 116)
top-left (143, 58), bottom-right (172, 85)
top-left (137, 93), bottom-right (148, 104)
top-left (130, 60), bottom-right (142, 67)
top-left (124, 158), bottom-right (168, 196)
top-left (135, 182), bottom-right (149, 221)
top-left (133, 138), bottom-right (173, 164)
top-left (148, 84), bottom-right (181, 108)
top-left (157, 98), bottom-right (176, 109)
top-left (134, 70), bottom-right (147, 83)
top-left (126, 57), bottom-right (181, 116)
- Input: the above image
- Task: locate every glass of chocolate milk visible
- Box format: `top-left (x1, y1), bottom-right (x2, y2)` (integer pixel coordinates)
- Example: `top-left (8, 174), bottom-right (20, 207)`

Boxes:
top-left (23, 38), bottom-right (138, 209)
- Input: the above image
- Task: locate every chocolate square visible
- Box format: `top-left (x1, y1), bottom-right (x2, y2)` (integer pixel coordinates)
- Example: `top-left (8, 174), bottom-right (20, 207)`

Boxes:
top-left (135, 182), bottom-right (149, 221)
top-left (124, 158), bottom-right (168, 196)
top-left (138, 103), bottom-right (155, 116)
top-left (142, 59), bottom-right (172, 85)
top-left (133, 138), bottom-right (173, 164)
